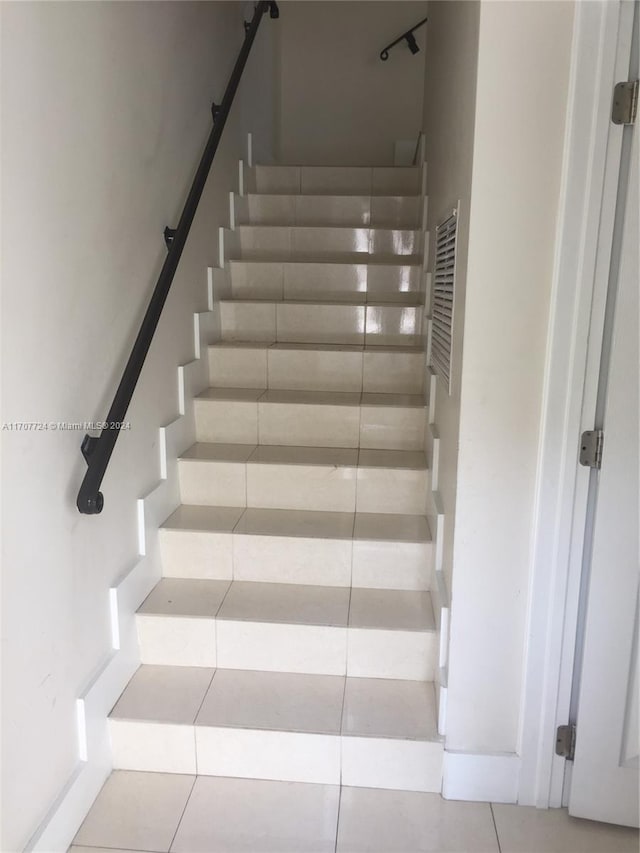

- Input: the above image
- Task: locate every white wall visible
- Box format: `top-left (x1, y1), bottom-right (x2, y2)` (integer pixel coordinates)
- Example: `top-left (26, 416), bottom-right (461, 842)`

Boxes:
top-left (0, 3), bottom-right (276, 850)
top-left (278, 1), bottom-right (427, 165)
top-left (446, 0), bottom-right (575, 759)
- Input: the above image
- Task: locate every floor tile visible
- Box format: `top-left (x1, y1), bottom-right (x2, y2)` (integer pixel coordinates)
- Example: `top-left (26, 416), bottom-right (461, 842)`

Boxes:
top-left (258, 400), bottom-right (361, 449)
top-left (220, 301), bottom-right (276, 341)
top-left (216, 619), bottom-right (347, 675)
top-left (352, 539), bottom-right (430, 591)
top-left (276, 302), bottom-right (365, 345)
top-left (196, 669), bottom-right (344, 734)
top-left (233, 530), bottom-right (352, 587)
top-left (209, 342), bottom-right (268, 389)
top-left (358, 449), bottom-right (427, 470)
top-left (234, 507), bottom-right (355, 540)
top-left (372, 167), bottom-right (421, 196)
top-left (359, 404), bottom-right (426, 451)
top-left (336, 787), bottom-right (499, 852)
top-left (283, 261), bottom-right (367, 302)
top-left (249, 444), bottom-right (358, 467)
top-left (342, 677), bottom-right (438, 739)
top-left (195, 398), bottom-right (259, 444)
top-left (199, 386), bottom-right (265, 402)
top-left (247, 459), bottom-right (357, 513)
top-left (178, 459), bottom-right (247, 509)
top-left (180, 442), bottom-right (256, 463)
top-left (110, 665), bottom-right (214, 724)
top-left (161, 504), bottom-right (244, 533)
top-left (109, 719), bottom-right (197, 775)
top-left (70, 848), bottom-right (149, 853)
top-left (259, 389), bottom-right (361, 406)
top-left (217, 581), bottom-right (350, 627)
top-left (354, 513), bottom-right (431, 543)
top-left (349, 589), bottom-right (435, 631)
top-left (195, 726), bottom-right (341, 784)
top-left (347, 627), bottom-right (437, 680)
top-left (295, 194), bottom-right (371, 227)
top-left (267, 345), bottom-right (363, 392)
top-left (370, 196), bottom-right (421, 228)
top-left (356, 466), bottom-right (427, 515)
top-left (361, 392), bottom-right (426, 408)
top-left (341, 737), bottom-right (443, 793)
top-left (137, 613), bottom-right (216, 668)
top-left (138, 578), bottom-right (230, 618)
top-left (73, 770), bottom-right (194, 852)
top-left (255, 165), bottom-right (301, 194)
top-left (300, 166), bottom-right (372, 195)
top-left (229, 261), bottom-right (284, 300)
top-left (492, 803), bottom-right (640, 853)
top-left (171, 776), bottom-right (340, 853)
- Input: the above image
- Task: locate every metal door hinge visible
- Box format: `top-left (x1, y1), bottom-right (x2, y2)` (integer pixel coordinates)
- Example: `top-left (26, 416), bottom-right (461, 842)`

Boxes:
top-left (612, 80), bottom-right (638, 125)
top-left (556, 724), bottom-right (576, 760)
top-left (580, 429), bottom-right (604, 469)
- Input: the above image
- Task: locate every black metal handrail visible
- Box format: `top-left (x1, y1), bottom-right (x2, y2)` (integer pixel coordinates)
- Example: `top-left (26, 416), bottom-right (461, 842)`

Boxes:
top-left (380, 16), bottom-right (427, 61)
top-left (77, 0), bottom-right (279, 515)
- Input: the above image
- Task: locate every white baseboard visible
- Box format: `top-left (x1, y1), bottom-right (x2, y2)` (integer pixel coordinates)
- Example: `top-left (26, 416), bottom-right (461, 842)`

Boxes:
top-left (442, 751), bottom-right (520, 803)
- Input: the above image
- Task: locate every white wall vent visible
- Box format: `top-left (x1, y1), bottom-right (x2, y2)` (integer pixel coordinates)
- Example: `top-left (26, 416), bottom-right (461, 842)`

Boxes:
top-left (430, 209), bottom-right (458, 392)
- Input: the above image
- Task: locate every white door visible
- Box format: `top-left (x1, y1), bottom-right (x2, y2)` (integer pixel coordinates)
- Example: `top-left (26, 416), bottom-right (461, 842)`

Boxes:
top-left (568, 8), bottom-right (639, 826)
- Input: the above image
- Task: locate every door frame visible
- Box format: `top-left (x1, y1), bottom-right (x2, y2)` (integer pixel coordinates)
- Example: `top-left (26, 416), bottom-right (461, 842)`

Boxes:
top-left (518, 0), bottom-right (633, 808)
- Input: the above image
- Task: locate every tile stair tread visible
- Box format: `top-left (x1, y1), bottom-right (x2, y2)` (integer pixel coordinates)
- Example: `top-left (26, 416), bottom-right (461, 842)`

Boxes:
top-left (236, 224), bottom-right (421, 234)
top-left (110, 665), bottom-right (441, 742)
top-left (210, 341), bottom-right (426, 354)
top-left (245, 192), bottom-right (421, 201)
top-left (231, 253), bottom-right (424, 265)
top-left (137, 579), bottom-right (436, 633)
top-left (219, 297), bottom-right (424, 306)
top-left (196, 387), bottom-right (427, 407)
top-left (162, 506), bottom-right (431, 543)
top-left (179, 442), bottom-right (427, 470)
top-left (229, 258), bottom-right (423, 267)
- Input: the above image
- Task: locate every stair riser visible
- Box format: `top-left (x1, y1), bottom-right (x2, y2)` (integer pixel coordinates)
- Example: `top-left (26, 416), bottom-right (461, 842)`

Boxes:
top-left (159, 528), bottom-right (432, 590)
top-left (136, 616), bottom-right (437, 680)
top-left (109, 719), bottom-right (442, 793)
top-left (209, 347), bottom-right (425, 395)
top-left (254, 165), bottom-right (422, 196)
top-left (229, 261), bottom-right (423, 302)
top-left (220, 302), bottom-right (423, 347)
top-left (193, 400), bottom-right (426, 450)
top-left (178, 460), bottom-right (427, 515)
top-left (228, 226), bottom-right (422, 261)
top-left (240, 194), bottom-right (421, 229)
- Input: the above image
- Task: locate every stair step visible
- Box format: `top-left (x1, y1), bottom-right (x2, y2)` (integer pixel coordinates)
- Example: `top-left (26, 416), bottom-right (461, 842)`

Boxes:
top-left (193, 388), bottom-right (426, 451)
top-left (160, 506), bottom-right (432, 590)
top-left (253, 165), bottom-right (422, 196)
top-left (239, 193), bottom-right (422, 229)
top-left (178, 441), bottom-right (428, 514)
top-left (220, 299), bottom-right (423, 347)
top-left (108, 666), bottom-right (442, 791)
top-left (229, 259), bottom-right (423, 303)
top-left (209, 342), bottom-right (425, 395)
top-left (135, 579), bottom-right (437, 680)
top-left (227, 225), bottom-right (423, 263)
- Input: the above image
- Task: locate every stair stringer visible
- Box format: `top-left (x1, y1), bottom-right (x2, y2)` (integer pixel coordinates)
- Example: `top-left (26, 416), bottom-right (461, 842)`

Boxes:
top-left (418, 146), bottom-right (450, 745)
top-left (27, 279), bottom-right (223, 852)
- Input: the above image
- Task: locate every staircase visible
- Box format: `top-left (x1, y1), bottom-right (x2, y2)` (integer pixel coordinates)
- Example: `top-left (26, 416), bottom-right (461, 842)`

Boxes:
top-left (107, 163), bottom-right (444, 794)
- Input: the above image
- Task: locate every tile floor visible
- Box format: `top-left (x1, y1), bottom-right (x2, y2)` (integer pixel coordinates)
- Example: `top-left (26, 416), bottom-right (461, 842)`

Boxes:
top-left (71, 771), bottom-right (639, 853)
